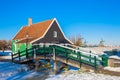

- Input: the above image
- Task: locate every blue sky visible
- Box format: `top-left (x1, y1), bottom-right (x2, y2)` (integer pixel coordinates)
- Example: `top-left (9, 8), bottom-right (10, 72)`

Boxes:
top-left (0, 0), bottom-right (120, 45)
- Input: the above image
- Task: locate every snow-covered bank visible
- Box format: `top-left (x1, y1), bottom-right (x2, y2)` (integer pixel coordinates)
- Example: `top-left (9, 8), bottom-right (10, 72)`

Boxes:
top-left (0, 62), bottom-right (28, 80)
top-left (0, 62), bottom-right (120, 80)
top-left (46, 70), bottom-right (120, 80)
top-left (109, 56), bottom-right (120, 60)
top-left (0, 62), bottom-right (52, 80)
top-left (104, 67), bottom-right (120, 72)
top-left (0, 50), bottom-right (12, 52)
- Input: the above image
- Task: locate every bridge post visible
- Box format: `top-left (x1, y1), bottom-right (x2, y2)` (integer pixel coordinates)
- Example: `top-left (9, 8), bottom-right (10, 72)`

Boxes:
top-left (101, 54), bottom-right (108, 67)
top-left (65, 49), bottom-right (68, 63)
top-left (26, 48), bottom-right (28, 59)
top-left (34, 48), bottom-right (36, 59)
top-left (18, 50), bottom-right (20, 62)
top-left (53, 48), bottom-right (57, 72)
top-left (54, 60), bottom-right (57, 72)
top-left (33, 46), bottom-right (39, 71)
top-left (78, 52), bottom-right (82, 68)
top-left (11, 53), bottom-right (13, 62)
top-left (35, 58), bottom-right (39, 71)
top-left (44, 44), bottom-right (46, 59)
top-left (94, 56), bottom-right (97, 70)
top-left (89, 55), bottom-right (91, 62)
top-left (53, 48), bottom-right (56, 60)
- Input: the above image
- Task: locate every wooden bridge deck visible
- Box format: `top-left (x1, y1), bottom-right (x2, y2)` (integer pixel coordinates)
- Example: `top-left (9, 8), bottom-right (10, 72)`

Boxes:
top-left (11, 44), bottom-right (108, 72)
top-left (11, 54), bottom-right (120, 76)
top-left (35, 55), bottom-right (103, 71)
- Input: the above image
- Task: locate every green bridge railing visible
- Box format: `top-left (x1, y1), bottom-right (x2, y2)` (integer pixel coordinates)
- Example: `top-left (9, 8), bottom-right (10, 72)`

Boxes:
top-left (12, 48), bottom-right (34, 62)
top-left (51, 45), bottom-right (108, 68)
top-left (12, 44), bottom-right (108, 68)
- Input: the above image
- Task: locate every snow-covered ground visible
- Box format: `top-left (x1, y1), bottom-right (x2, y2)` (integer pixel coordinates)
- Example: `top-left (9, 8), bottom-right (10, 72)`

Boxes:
top-left (0, 62), bottom-right (29, 80)
top-left (109, 56), bottom-right (120, 60)
top-left (0, 62), bottom-right (53, 80)
top-left (79, 46), bottom-right (120, 55)
top-left (0, 50), bottom-right (12, 52)
top-left (46, 70), bottom-right (120, 80)
top-left (104, 67), bottom-right (120, 72)
top-left (0, 62), bottom-right (120, 80)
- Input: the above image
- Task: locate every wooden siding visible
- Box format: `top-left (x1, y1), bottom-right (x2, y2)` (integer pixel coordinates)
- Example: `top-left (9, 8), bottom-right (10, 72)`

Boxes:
top-left (33, 21), bottom-right (71, 44)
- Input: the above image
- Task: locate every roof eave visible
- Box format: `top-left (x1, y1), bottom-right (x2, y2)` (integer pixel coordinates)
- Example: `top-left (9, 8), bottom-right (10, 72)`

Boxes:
top-left (30, 18), bottom-right (73, 44)
top-left (30, 18), bottom-right (55, 44)
top-left (12, 26), bottom-right (24, 40)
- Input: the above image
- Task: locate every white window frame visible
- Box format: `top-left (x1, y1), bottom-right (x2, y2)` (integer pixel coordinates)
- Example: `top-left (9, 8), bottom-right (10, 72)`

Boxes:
top-left (53, 31), bottom-right (57, 38)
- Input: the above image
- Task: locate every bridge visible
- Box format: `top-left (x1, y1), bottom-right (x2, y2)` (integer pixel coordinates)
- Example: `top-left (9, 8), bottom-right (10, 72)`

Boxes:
top-left (11, 44), bottom-right (108, 71)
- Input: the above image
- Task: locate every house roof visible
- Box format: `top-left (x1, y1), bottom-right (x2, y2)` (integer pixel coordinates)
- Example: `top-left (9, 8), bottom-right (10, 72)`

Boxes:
top-left (13, 19), bottom-right (54, 43)
top-left (13, 18), bottom-right (73, 44)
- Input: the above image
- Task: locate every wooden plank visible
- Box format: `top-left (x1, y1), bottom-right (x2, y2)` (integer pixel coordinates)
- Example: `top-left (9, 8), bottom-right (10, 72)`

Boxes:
top-left (55, 56), bottom-right (101, 70)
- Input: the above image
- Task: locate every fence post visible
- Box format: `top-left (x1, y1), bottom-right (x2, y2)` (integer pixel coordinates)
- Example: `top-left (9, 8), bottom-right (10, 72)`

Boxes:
top-left (53, 48), bottom-right (56, 60)
top-left (66, 49), bottom-right (68, 63)
top-left (18, 50), bottom-right (20, 62)
top-left (44, 44), bottom-right (45, 53)
top-left (78, 52), bottom-right (82, 68)
top-left (89, 55), bottom-right (91, 62)
top-left (44, 44), bottom-right (46, 59)
top-left (94, 56), bottom-right (97, 70)
top-left (11, 53), bottom-right (13, 62)
top-left (34, 48), bottom-right (36, 59)
top-left (102, 55), bottom-right (108, 67)
top-left (53, 47), bottom-right (57, 72)
top-left (26, 48), bottom-right (28, 59)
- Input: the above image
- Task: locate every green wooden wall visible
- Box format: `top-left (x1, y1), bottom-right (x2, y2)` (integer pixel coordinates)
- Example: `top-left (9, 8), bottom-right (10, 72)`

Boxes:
top-left (12, 40), bottom-right (32, 54)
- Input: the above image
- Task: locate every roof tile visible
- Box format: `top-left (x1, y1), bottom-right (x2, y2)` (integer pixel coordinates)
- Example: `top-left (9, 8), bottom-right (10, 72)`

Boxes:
top-left (13, 19), bottom-right (54, 42)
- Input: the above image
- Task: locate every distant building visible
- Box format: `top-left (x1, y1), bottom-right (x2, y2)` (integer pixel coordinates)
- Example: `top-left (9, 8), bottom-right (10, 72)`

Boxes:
top-left (12, 18), bottom-right (72, 53)
top-left (98, 39), bottom-right (104, 47)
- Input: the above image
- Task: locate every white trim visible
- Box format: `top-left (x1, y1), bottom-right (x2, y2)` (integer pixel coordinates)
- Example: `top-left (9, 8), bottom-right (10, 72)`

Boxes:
top-left (53, 31), bottom-right (57, 38)
top-left (53, 44), bottom-right (99, 57)
top-left (54, 18), bottom-right (73, 44)
top-left (12, 26), bottom-right (24, 40)
top-left (30, 18), bottom-right (55, 43)
top-left (31, 18), bottom-right (73, 44)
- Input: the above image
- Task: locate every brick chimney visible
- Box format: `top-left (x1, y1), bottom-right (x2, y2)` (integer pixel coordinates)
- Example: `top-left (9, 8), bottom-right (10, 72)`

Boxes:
top-left (28, 18), bottom-right (32, 26)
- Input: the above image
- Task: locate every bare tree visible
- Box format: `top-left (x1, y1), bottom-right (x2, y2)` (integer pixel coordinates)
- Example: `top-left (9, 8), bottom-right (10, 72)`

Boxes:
top-left (69, 35), bottom-right (83, 46)
top-left (7, 40), bottom-right (12, 49)
top-left (0, 40), bottom-right (7, 52)
top-left (69, 36), bottom-right (76, 44)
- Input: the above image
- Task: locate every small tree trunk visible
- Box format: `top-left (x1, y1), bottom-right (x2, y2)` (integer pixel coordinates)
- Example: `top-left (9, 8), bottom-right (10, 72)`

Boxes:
top-left (2, 47), bottom-right (4, 52)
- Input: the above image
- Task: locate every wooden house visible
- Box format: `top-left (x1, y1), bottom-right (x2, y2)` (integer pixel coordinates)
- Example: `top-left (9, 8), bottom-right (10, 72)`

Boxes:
top-left (12, 18), bottom-right (72, 53)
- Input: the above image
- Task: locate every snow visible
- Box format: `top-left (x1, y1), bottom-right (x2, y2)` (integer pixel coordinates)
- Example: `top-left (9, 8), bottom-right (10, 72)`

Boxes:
top-left (46, 70), bottom-right (120, 80)
top-left (104, 67), bottom-right (120, 72)
top-left (0, 62), bottom-right (120, 80)
top-left (0, 62), bottom-right (51, 80)
top-left (0, 50), bottom-right (12, 52)
top-left (0, 62), bottom-right (29, 80)
top-left (109, 56), bottom-right (120, 60)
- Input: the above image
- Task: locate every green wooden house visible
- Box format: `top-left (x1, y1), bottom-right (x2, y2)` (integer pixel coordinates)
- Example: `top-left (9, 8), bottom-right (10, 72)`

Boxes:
top-left (12, 18), bottom-right (72, 54)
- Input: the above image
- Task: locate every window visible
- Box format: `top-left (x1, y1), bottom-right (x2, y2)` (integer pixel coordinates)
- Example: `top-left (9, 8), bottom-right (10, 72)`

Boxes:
top-left (53, 31), bottom-right (57, 38)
